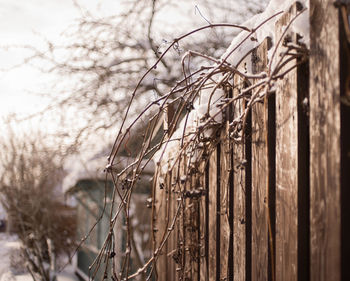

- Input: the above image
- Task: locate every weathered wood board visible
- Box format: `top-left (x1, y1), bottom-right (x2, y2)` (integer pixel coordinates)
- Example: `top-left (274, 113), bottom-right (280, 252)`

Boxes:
top-left (309, 0), bottom-right (341, 280)
top-left (275, 5), bottom-right (300, 281)
top-left (220, 120), bottom-right (231, 280)
top-left (153, 172), bottom-right (170, 280)
top-left (233, 75), bottom-right (247, 281)
top-left (251, 37), bottom-right (271, 281)
top-left (208, 148), bottom-right (218, 281)
top-left (200, 162), bottom-right (209, 281)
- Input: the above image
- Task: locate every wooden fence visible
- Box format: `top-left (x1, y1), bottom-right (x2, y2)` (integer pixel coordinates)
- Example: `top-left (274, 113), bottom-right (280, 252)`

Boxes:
top-left (153, 1), bottom-right (350, 280)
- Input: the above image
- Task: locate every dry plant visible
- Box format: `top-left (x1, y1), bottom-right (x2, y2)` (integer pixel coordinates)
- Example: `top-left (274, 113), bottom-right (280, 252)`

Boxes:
top-left (85, 5), bottom-right (309, 281)
top-left (0, 128), bottom-right (76, 281)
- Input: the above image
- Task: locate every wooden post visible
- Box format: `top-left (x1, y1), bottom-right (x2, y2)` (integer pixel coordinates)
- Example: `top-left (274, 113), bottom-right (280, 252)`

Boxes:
top-left (199, 161), bottom-right (209, 281)
top-left (167, 170), bottom-right (177, 281)
top-left (154, 103), bottom-right (176, 280)
top-left (251, 37), bottom-right (272, 281)
top-left (339, 3), bottom-right (350, 279)
top-left (274, 5), bottom-right (299, 281)
top-left (274, 2), bottom-right (311, 280)
top-left (219, 112), bottom-right (232, 280)
top-left (182, 169), bottom-right (200, 281)
top-left (208, 148), bottom-right (218, 281)
top-left (233, 75), bottom-right (247, 281)
top-left (309, 0), bottom-right (341, 280)
top-left (153, 173), bottom-right (168, 280)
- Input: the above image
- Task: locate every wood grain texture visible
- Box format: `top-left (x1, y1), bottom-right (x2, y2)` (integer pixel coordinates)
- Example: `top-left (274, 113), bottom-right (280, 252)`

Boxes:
top-left (275, 5), bottom-right (299, 281)
top-left (339, 8), bottom-right (350, 280)
top-left (167, 170), bottom-right (177, 281)
top-left (189, 174), bottom-right (200, 280)
top-left (309, 0), bottom-right (341, 280)
top-left (154, 173), bottom-right (169, 280)
top-left (200, 162), bottom-right (209, 281)
top-left (233, 75), bottom-right (246, 281)
top-left (220, 122), bottom-right (231, 280)
top-left (155, 104), bottom-right (176, 280)
top-left (181, 157), bottom-right (190, 281)
top-left (251, 37), bottom-right (270, 281)
top-left (208, 149), bottom-right (218, 281)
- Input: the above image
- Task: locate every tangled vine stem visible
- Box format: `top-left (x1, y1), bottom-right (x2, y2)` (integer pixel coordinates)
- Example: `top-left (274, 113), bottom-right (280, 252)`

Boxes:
top-left (86, 9), bottom-right (309, 281)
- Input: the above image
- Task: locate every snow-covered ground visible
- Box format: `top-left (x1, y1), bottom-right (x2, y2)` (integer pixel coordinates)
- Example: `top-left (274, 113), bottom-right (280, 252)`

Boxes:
top-left (0, 233), bottom-right (18, 281)
top-left (0, 233), bottom-right (78, 281)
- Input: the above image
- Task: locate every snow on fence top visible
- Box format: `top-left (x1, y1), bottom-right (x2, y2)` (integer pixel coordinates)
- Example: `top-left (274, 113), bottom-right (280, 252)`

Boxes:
top-left (224, 0), bottom-right (309, 67)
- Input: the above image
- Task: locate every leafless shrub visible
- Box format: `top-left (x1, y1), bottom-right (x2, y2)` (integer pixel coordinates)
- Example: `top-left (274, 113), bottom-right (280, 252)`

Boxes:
top-left (0, 128), bottom-right (76, 281)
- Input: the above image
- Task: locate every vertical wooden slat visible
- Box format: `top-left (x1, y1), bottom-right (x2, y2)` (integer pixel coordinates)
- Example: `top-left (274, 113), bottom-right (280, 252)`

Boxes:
top-left (167, 170), bottom-right (177, 281)
top-left (309, 0), bottom-right (341, 280)
top-left (245, 92), bottom-right (252, 281)
top-left (153, 171), bottom-right (167, 279)
top-left (167, 105), bottom-right (177, 281)
top-left (220, 121), bottom-right (231, 280)
top-left (188, 172), bottom-right (200, 280)
top-left (178, 160), bottom-right (186, 280)
top-left (182, 156), bottom-right (191, 281)
top-left (153, 173), bottom-right (169, 280)
top-left (165, 172), bottom-right (173, 279)
top-left (216, 144), bottom-right (221, 280)
top-left (275, 4), bottom-right (300, 280)
top-left (205, 162), bottom-right (210, 280)
top-left (154, 103), bottom-right (176, 280)
top-left (251, 37), bottom-right (271, 281)
top-left (233, 75), bottom-right (246, 281)
top-left (228, 89), bottom-right (234, 281)
top-left (208, 149), bottom-right (218, 281)
top-left (200, 161), bottom-right (209, 281)
top-left (339, 6), bottom-right (350, 280)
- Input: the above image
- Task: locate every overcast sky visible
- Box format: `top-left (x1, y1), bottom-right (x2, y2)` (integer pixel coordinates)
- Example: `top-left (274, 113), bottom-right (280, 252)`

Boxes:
top-left (0, 0), bottom-right (118, 118)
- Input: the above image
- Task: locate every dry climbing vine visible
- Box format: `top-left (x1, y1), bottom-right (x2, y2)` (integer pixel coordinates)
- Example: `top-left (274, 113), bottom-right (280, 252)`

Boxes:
top-left (86, 7), bottom-right (308, 281)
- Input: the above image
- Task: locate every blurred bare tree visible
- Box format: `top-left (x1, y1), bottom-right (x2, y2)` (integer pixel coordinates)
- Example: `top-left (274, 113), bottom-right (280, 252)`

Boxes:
top-left (0, 128), bottom-right (76, 281)
top-left (20, 0), bottom-right (267, 145)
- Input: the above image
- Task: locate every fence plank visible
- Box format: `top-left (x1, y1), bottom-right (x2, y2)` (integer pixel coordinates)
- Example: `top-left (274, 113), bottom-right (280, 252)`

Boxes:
top-left (274, 5), bottom-right (300, 281)
top-left (200, 162), bottom-right (209, 281)
top-left (189, 173), bottom-right (200, 280)
top-left (251, 37), bottom-right (271, 281)
top-left (220, 121), bottom-right (231, 280)
top-left (182, 156), bottom-right (191, 281)
top-left (339, 6), bottom-right (350, 280)
top-left (177, 159), bottom-right (186, 280)
top-left (154, 104), bottom-right (177, 280)
top-left (168, 170), bottom-right (178, 281)
top-left (233, 76), bottom-right (246, 281)
top-left (154, 172), bottom-right (169, 280)
top-left (208, 149), bottom-right (218, 281)
top-left (309, 0), bottom-right (341, 280)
